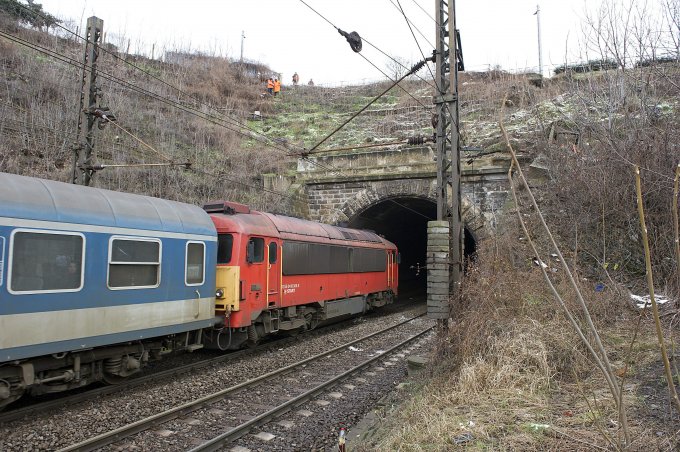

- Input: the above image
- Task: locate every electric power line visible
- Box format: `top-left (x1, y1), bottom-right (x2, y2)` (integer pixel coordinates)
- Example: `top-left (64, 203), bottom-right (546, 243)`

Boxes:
top-left (392, 0), bottom-right (439, 91)
top-left (2, 11), bottom-right (437, 218)
top-left (14, 1), bottom-right (297, 155)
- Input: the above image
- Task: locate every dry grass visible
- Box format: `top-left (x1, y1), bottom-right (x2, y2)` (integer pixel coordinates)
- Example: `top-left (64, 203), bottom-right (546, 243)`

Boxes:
top-left (0, 24), bottom-right (291, 212)
top-left (360, 231), bottom-right (679, 451)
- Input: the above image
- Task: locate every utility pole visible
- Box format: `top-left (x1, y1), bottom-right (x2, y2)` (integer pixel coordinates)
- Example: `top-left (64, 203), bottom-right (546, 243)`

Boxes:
top-left (534, 4), bottom-right (543, 77)
top-left (240, 30), bottom-right (245, 62)
top-left (428, 0), bottom-right (463, 326)
top-left (72, 16), bottom-right (103, 186)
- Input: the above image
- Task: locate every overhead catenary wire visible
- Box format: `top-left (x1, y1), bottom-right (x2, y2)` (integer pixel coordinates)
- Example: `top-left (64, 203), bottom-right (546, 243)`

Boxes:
top-left (410, 0), bottom-right (437, 24)
top-left (17, 2), bottom-right (433, 174)
top-left (97, 122), bottom-right (311, 205)
top-left (296, 0), bottom-right (436, 92)
top-left (3, 9), bottom-right (363, 182)
top-left (388, 0), bottom-right (435, 49)
top-left (100, 115), bottom-right (173, 162)
top-left (0, 28), bottom-right (352, 187)
top-left (392, 0), bottom-right (439, 90)
top-left (13, 2), bottom-right (296, 155)
top-left (188, 166), bottom-right (307, 204)
top-left (3, 10), bottom-right (436, 218)
top-left (360, 37), bottom-right (436, 90)
top-left (0, 30), bottom-right (299, 158)
top-left (400, 0), bottom-right (462, 133)
top-left (302, 57), bottom-right (431, 155)
top-left (353, 52), bottom-right (432, 109)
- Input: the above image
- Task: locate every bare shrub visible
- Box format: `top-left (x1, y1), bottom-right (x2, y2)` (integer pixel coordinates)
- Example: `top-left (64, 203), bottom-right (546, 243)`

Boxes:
top-left (0, 23), bottom-right (290, 213)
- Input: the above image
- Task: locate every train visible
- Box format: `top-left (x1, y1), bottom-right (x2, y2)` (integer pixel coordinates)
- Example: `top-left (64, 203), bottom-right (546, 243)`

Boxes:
top-left (0, 171), bottom-right (399, 408)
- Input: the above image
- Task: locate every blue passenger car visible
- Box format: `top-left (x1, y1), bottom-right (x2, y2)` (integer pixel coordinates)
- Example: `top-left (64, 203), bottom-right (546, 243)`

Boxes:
top-left (0, 172), bottom-right (218, 407)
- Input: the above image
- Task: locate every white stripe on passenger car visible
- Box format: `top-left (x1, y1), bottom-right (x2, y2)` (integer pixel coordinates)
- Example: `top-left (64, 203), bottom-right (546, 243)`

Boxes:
top-left (0, 297), bottom-right (215, 350)
top-left (0, 217), bottom-right (217, 241)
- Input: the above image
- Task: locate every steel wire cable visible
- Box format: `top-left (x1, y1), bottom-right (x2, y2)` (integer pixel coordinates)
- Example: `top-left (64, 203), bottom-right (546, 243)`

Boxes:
top-left (1, 30), bottom-right (401, 183)
top-left (388, 0), bottom-right (435, 49)
top-left (411, 0), bottom-right (437, 24)
top-left (297, 0), bottom-right (435, 92)
top-left (14, 2), bottom-right (299, 153)
top-left (393, 0), bottom-right (439, 90)
top-left (389, 0), bottom-right (463, 137)
top-left (13, 4), bottom-right (429, 182)
top-left (2, 19), bottom-right (358, 181)
top-left (0, 32), bottom-right (313, 200)
top-left (0, 30), bottom-right (302, 158)
top-left (289, 2), bottom-right (438, 220)
top-left (188, 166), bottom-right (306, 203)
top-left (1, 19), bottom-right (439, 217)
top-left (0, 30), bottom-right (351, 193)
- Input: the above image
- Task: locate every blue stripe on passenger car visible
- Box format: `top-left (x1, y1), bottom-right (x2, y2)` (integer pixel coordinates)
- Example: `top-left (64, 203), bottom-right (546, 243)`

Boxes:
top-left (0, 227), bottom-right (217, 314)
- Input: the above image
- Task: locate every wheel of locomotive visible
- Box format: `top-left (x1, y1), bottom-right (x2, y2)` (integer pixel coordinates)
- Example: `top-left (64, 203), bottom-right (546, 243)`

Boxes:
top-left (245, 325), bottom-right (259, 349)
top-left (0, 380), bottom-right (23, 410)
top-left (102, 372), bottom-right (129, 385)
top-left (304, 313), bottom-right (319, 331)
top-left (285, 328), bottom-right (300, 337)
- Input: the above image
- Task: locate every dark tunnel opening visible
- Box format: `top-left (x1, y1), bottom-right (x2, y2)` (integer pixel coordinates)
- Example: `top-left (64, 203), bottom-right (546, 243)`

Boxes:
top-left (346, 197), bottom-right (478, 298)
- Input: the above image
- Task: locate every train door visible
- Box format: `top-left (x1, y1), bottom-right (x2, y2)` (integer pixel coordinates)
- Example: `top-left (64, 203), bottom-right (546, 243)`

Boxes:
top-left (266, 240), bottom-right (280, 308)
top-left (387, 250), bottom-right (394, 289)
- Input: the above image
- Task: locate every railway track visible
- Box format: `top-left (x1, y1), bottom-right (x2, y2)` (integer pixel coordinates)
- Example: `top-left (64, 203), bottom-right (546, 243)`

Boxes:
top-left (0, 300), bottom-right (424, 425)
top-left (56, 313), bottom-right (432, 452)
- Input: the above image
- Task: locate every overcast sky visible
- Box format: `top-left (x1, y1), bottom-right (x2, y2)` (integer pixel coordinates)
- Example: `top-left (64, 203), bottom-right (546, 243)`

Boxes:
top-left (37, 0), bottom-right (625, 86)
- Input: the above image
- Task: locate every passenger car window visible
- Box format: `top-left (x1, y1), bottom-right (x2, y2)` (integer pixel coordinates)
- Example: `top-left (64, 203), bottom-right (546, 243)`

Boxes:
top-left (108, 238), bottom-right (160, 288)
top-left (186, 242), bottom-right (205, 285)
top-left (10, 231), bottom-right (84, 293)
top-left (217, 234), bottom-right (233, 264)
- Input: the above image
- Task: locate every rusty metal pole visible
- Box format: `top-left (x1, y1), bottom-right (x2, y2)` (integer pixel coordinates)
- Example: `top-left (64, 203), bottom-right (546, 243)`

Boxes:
top-left (448, 1), bottom-right (463, 315)
top-left (72, 16), bottom-right (103, 186)
top-left (428, 0), bottom-right (462, 328)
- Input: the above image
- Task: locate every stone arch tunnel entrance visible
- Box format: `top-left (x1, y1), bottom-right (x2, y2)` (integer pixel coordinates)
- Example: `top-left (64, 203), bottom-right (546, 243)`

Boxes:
top-left (346, 196), bottom-right (478, 295)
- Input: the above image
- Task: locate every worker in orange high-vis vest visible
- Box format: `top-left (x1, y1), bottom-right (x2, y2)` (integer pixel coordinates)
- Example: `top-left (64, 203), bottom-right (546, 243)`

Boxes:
top-left (266, 78), bottom-right (274, 95)
top-left (274, 78), bottom-right (281, 96)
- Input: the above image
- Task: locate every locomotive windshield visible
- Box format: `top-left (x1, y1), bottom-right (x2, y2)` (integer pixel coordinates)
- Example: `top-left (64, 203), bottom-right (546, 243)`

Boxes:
top-left (217, 234), bottom-right (233, 264)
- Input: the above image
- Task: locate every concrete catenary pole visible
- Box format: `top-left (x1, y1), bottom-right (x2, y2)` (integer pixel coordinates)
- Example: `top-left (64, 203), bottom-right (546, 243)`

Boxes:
top-left (535, 4), bottom-right (544, 77)
top-left (240, 30), bottom-right (245, 62)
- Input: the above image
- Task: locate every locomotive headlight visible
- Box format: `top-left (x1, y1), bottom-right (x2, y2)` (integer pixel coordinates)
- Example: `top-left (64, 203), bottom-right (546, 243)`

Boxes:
top-left (215, 288), bottom-right (225, 299)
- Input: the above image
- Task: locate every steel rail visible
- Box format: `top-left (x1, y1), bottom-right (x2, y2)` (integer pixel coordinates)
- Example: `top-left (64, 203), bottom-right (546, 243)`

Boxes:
top-left (0, 338), bottom-right (273, 424)
top-left (56, 312), bottom-right (427, 452)
top-left (191, 325), bottom-right (433, 452)
top-left (0, 306), bottom-right (419, 425)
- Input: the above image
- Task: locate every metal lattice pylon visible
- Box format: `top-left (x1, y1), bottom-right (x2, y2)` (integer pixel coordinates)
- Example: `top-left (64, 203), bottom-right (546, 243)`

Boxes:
top-left (431, 0), bottom-right (463, 320)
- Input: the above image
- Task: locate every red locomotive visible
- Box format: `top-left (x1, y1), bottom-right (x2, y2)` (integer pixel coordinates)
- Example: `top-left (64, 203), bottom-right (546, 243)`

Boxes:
top-left (204, 201), bottom-right (399, 349)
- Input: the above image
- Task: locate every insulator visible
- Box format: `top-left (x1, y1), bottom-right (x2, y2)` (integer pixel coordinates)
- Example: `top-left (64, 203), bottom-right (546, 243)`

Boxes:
top-left (408, 59), bottom-right (426, 75)
top-left (337, 29), bottom-right (362, 53)
top-left (408, 136), bottom-right (425, 145)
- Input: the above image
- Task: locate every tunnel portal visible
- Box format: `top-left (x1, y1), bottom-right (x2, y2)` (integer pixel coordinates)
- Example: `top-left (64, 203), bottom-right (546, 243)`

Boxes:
top-left (347, 196), bottom-right (477, 295)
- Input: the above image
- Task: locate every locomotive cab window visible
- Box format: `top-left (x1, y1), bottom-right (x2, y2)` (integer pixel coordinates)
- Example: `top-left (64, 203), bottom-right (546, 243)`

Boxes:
top-left (217, 233), bottom-right (233, 264)
top-left (185, 242), bottom-right (205, 286)
top-left (9, 230), bottom-right (84, 293)
top-left (108, 237), bottom-right (161, 289)
top-left (246, 237), bottom-right (265, 263)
